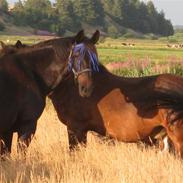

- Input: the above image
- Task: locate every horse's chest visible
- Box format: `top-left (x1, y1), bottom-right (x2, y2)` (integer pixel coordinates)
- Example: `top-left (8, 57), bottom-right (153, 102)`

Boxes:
top-left (54, 94), bottom-right (91, 123)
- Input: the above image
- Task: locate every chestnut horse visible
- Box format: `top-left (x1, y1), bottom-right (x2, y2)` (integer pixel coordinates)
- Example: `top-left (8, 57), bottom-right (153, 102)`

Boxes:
top-left (0, 30), bottom-right (99, 155)
top-left (50, 63), bottom-right (183, 157)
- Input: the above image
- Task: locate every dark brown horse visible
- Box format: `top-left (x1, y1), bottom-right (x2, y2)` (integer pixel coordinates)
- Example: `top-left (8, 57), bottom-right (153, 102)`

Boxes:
top-left (50, 63), bottom-right (183, 157)
top-left (0, 45), bottom-right (64, 155)
top-left (0, 30), bottom-right (99, 155)
top-left (33, 30), bottom-right (100, 97)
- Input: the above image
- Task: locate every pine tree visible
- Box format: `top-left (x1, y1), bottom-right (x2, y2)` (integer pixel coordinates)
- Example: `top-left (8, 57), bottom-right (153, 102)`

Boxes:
top-left (9, 0), bottom-right (174, 37)
top-left (23, 0), bottom-right (52, 30)
top-left (56, 0), bottom-right (81, 34)
top-left (73, 0), bottom-right (104, 25)
top-left (0, 0), bottom-right (8, 12)
top-left (12, 0), bottom-right (26, 25)
top-left (146, 1), bottom-right (158, 34)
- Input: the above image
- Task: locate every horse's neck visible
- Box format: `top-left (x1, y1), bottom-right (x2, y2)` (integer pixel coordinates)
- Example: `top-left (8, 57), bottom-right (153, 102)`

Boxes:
top-left (95, 66), bottom-right (124, 88)
top-left (94, 65), bottom-right (152, 97)
top-left (17, 47), bottom-right (68, 94)
top-left (32, 38), bottom-right (72, 90)
top-left (35, 37), bottom-right (72, 58)
top-left (46, 48), bottom-right (71, 90)
top-left (97, 66), bottom-right (155, 89)
top-left (35, 54), bottom-right (68, 93)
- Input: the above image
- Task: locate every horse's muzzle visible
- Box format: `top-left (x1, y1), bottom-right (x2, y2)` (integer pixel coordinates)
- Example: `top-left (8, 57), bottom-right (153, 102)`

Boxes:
top-left (79, 84), bottom-right (93, 97)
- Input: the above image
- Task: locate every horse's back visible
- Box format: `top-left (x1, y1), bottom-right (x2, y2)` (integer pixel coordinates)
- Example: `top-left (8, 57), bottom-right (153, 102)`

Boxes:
top-left (155, 74), bottom-right (183, 91)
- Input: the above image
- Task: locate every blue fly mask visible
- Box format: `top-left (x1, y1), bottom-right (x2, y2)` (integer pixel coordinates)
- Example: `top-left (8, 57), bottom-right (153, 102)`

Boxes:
top-left (68, 43), bottom-right (99, 79)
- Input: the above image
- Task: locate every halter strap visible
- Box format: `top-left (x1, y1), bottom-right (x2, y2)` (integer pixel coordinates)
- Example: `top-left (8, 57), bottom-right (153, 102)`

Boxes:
top-left (72, 68), bottom-right (92, 79)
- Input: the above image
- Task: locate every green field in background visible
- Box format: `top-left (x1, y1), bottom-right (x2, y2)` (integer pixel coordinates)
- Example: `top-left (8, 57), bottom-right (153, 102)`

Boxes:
top-left (1, 35), bottom-right (183, 77)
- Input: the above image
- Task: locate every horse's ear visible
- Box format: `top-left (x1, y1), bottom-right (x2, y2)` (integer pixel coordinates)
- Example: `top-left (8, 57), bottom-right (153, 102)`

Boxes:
top-left (74, 30), bottom-right (85, 43)
top-left (0, 41), bottom-right (6, 50)
top-left (90, 30), bottom-right (100, 44)
top-left (15, 40), bottom-right (23, 48)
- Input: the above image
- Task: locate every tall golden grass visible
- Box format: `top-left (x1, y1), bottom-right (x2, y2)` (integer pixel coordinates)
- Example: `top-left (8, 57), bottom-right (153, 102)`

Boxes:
top-left (1, 101), bottom-right (183, 183)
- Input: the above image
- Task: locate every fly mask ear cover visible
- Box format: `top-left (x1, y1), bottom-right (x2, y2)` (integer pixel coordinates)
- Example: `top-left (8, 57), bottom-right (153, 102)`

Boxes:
top-left (68, 43), bottom-right (99, 79)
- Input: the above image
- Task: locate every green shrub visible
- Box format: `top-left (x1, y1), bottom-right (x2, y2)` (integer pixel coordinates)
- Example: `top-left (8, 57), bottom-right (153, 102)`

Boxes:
top-left (168, 38), bottom-right (178, 43)
top-left (123, 32), bottom-right (145, 39)
top-left (107, 25), bottom-right (119, 38)
top-left (145, 33), bottom-right (158, 40)
top-left (0, 22), bottom-right (5, 31)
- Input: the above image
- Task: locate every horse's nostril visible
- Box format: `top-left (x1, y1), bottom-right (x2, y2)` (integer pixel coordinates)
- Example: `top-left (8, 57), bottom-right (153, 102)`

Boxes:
top-left (81, 86), bottom-right (87, 94)
top-left (81, 86), bottom-right (84, 91)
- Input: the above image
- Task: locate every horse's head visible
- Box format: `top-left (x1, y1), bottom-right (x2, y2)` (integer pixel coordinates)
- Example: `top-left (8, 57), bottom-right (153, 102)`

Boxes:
top-left (0, 40), bottom-right (27, 56)
top-left (68, 30), bottom-right (100, 97)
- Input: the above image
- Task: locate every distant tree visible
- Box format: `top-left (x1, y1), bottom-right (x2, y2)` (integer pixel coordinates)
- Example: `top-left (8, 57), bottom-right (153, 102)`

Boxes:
top-left (92, 0), bottom-right (105, 25)
top-left (102, 0), bottom-right (114, 14)
top-left (12, 0), bottom-right (26, 25)
top-left (107, 24), bottom-right (119, 38)
top-left (112, 0), bottom-right (125, 23)
top-left (0, 0), bottom-right (8, 12)
top-left (23, 0), bottom-right (53, 30)
top-left (102, 0), bottom-right (125, 24)
top-left (56, 0), bottom-right (81, 34)
top-left (0, 21), bottom-right (5, 31)
top-left (102, 0), bottom-right (174, 36)
top-left (146, 1), bottom-right (158, 34)
top-left (10, 0), bottom-right (174, 37)
top-left (73, 0), bottom-right (104, 26)
top-left (157, 11), bottom-right (174, 36)
top-left (135, 1), bottom-right (151, 33)
top-left (165, 19), bottom-right (174, 36)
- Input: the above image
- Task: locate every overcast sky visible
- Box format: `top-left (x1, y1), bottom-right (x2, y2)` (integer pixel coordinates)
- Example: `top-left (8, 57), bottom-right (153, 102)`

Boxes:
top-left (142, 0), bottom-right (183, 25)
top-left (7, 0), bottom-right (183, 25)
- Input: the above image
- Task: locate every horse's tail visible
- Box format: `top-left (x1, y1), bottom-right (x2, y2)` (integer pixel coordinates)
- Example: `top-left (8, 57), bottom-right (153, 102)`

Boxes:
top-left (155, 88), bottom-right (183, 124)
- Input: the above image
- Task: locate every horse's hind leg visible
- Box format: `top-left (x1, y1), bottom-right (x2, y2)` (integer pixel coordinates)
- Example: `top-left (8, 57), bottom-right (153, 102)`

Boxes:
top-left (0, 131), bottom-right (13, 156)
top-left (67, 127), bottom-right (87, 151)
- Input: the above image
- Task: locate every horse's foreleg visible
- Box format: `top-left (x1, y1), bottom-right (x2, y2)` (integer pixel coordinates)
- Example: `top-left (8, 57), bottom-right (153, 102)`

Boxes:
top-left (17, 121), bottom-right (37, 155)
top-left (67, 127), bottom-right (87, 151)
top-left (17, 132), bottom-right (35, 155)
top-left (0, 131), bottom-right (13, 156)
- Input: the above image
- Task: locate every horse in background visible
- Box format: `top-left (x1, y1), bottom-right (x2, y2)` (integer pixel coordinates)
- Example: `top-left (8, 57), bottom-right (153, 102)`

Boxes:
top-left (0, 40), bottom-right (27, 57)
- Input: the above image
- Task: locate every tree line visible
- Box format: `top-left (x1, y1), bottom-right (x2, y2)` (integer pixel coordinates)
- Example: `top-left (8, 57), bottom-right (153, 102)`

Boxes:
top-left (0, 0), bottom-right (174, 37)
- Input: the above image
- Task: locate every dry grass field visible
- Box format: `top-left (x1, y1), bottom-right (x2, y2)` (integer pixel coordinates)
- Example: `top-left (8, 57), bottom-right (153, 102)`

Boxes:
top-left (0, 100), bottom-right (183, 183)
